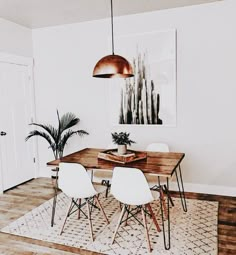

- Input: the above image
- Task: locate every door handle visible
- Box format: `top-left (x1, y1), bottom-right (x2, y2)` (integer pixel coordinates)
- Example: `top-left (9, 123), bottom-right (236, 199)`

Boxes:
top-left (0, 131), bottom-right (7, 136)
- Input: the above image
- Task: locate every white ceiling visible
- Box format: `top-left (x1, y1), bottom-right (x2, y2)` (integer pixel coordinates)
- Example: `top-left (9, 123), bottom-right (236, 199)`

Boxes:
top-left (0, 0), bottom-right (221, 28)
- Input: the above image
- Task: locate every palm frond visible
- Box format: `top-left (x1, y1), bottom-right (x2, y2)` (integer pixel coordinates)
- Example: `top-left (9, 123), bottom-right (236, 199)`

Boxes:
top-left (29, 123), bottom-right (58, 142)
top-left (25, 130), bottom-right (52, 144)
top-left (76, 130), bottom-right (89, 136)
top-left (58, 129), bottom-right (89, 156)
top-left (59, 112), bottom-right (80, 133)
top-left (26, 111), bottom-right (89, 159)
top-left (56, 110), bottom-right (61, 144)
top-left (56, 110), bottom-right (60, 124)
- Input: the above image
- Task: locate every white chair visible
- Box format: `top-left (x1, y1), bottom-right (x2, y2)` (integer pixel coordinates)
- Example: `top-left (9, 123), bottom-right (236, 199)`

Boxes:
top-left (110, 167), bottom-right (161, 253)
top-left (145, 143), bottom-right (174, 208)
top-left (58, 163), bottom-right (109, 241)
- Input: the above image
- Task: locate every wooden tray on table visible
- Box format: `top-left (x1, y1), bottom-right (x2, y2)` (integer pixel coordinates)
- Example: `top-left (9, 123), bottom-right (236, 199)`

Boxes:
top-left (97, 149), bottom-right (147, 164)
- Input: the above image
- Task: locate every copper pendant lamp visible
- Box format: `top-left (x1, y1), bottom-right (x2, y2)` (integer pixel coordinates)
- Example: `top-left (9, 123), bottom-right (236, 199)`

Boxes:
top-left (93, 0), bottom-right (134, 78)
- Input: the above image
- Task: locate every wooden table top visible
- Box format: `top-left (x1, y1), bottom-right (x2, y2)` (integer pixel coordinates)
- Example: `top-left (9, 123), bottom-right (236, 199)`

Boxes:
top-left (47, 148), bottom-right (185, 178)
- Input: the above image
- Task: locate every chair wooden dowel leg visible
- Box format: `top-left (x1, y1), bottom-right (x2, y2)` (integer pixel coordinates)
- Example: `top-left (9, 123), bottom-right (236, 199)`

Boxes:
top-left (141, 206), bottom-right (152, 253)
top-left (111, 205), bottom-right (126, 244)
top-left (146, 203), bottom-right (161, 232)
top-left (94, 196), bottom-right (109, 224)
top-left (78, 198), bottom-right (81, 219)
top-left (86, 200), bottom-right (94, 242)
top-left (60, 200), bottom-right (73, 235)
top-left (160, 188), bottom-right (168, 220)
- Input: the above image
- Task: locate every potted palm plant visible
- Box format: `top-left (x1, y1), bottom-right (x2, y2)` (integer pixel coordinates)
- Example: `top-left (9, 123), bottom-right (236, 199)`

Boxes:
top-left (26, 110), bottom-right (89, 160)
top-left (111, 132), bottom-right (135, 155)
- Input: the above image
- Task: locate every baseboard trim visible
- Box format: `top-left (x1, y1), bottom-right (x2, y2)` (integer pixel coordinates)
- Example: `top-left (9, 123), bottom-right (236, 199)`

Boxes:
top-left (170, 182), bottom-right (236, 197)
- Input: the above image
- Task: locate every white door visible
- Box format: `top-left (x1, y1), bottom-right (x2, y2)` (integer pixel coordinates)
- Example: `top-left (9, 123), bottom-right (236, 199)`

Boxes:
top-left (0, 61), bottom-right (35, 191)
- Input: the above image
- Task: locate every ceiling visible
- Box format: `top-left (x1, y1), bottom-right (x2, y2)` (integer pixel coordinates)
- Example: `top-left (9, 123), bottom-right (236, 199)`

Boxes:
top-left (0, 0), bottom-right (222, 29)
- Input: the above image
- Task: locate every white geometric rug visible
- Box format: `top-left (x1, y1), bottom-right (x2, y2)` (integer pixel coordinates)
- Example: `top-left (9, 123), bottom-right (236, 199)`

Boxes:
top-left (1, 192), bottom-right (218, 255)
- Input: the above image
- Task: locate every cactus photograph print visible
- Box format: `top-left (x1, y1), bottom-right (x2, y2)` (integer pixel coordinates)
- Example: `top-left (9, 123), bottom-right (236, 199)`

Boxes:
top-left (109, 30), bottom-right (176, 126)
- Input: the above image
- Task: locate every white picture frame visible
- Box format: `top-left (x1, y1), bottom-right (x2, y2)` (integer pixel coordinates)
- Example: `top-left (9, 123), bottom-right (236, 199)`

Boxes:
top-left (109, 29), bottom-right (177, 127)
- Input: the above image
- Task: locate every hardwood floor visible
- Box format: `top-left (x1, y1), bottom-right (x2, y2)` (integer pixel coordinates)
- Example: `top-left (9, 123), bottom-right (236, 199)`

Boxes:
top-left (0, 178), bottom-right (235, 255)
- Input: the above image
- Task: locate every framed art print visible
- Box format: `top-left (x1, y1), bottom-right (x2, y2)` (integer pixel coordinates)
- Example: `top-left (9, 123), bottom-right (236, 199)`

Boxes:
top-left (109, 30), bottom-right (176, 126)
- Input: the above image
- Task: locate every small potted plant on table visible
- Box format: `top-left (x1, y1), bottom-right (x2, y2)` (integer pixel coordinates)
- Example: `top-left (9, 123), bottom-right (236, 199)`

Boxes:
top-left (111, 132), bottom-right (135, 155)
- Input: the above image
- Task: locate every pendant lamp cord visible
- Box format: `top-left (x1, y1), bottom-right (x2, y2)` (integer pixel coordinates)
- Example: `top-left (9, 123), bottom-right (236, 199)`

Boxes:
top-left (111, 0), bottom-right (114, 55)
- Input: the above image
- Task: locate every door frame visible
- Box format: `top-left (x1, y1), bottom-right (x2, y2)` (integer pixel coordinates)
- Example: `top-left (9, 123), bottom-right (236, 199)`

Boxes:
top-left (0, 52), bottom-right (38, 194)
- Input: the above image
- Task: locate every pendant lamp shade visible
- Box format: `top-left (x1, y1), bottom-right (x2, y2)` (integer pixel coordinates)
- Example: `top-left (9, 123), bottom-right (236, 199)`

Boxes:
top-left (93, 54), bottom-right (133, 78)
top-left (93, 0), bottom-right (134, 78)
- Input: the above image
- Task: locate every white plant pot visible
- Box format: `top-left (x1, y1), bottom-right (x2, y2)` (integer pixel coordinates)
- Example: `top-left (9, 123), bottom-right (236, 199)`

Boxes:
top-left (117, 145), bottom-right (127, 155)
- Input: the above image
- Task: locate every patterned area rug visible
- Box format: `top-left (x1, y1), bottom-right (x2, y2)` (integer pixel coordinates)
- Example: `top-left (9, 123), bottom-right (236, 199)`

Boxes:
top-left (1, 192), bottom-right (218, 255)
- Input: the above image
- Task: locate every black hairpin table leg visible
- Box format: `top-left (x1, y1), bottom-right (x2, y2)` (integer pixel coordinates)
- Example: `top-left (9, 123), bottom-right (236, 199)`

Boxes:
top-left (163, 184), bottom-right (175, 207)
top-left (158, 177), bottom-right (171, 250)
top-left (175, 165), bottom-right (187, 212)
top-left (51, 167), bottom-right (59, 227)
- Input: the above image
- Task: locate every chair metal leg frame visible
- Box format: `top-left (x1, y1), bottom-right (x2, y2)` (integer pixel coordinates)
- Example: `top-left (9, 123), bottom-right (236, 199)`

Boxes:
top-left (121, 205), bottom-right (151, 226)
top-left (90, 196), bottom-right (97, 214)
top-left (158, 176), bottom-right (171, 250)
top-left (86, 195), bottom-right (108, 223)
top-left (71, 198), bottom-right (88, 218)
top-left (120, 206), bottom-right (144, 226)
top-left (61, 198), bottom-right (88, 235)
top-left (142, 206), bottom-right (152, 218)
top-left (112, 204), bottom-right (161, 250)
top-left (60, 196), bottom-right (108, 239)
top-left (112, 205), bottom-right (142, 244)
top-left (77, 196), bottom-right (103, 217)
top-left (101, 180), bottom-right (111, 198)
top-left (87, 197), bottom-right (100, 211)
top-left (74, 197), bottom-right (99, 218)
top-left (78, 199), bottom-right (81, 219)
top-left (151, 184), bottom-right (174, 208)
top-left (112, 205), bottom-right (144, 238)
top-left (124, 205), bottom-right (130, 226)
top-left (122, 205), bottom-right (152, 226)
top-left (51, 167), bottom-right (59, 227)
top-left (175, 165), bottom-right (187, 212)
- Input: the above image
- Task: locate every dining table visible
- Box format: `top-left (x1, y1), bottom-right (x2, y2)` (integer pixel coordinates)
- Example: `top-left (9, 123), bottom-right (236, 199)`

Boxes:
top-left (47, 147), bottom-right (186, 250)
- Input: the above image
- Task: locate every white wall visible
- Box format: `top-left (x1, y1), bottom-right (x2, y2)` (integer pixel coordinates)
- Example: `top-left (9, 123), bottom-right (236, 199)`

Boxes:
top-left (32, 0), bottom-right (236, 195)
top-left (0, 18), bottom-right (32, 57)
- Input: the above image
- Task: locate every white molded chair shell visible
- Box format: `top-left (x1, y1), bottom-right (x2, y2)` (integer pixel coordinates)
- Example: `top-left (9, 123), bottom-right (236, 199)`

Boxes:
top-left (58, 163), bottom-right (97, 199)
top-left (58, 163), bottom-right (109, 240)
top-left (110, 167), bottom-right (154, 206)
